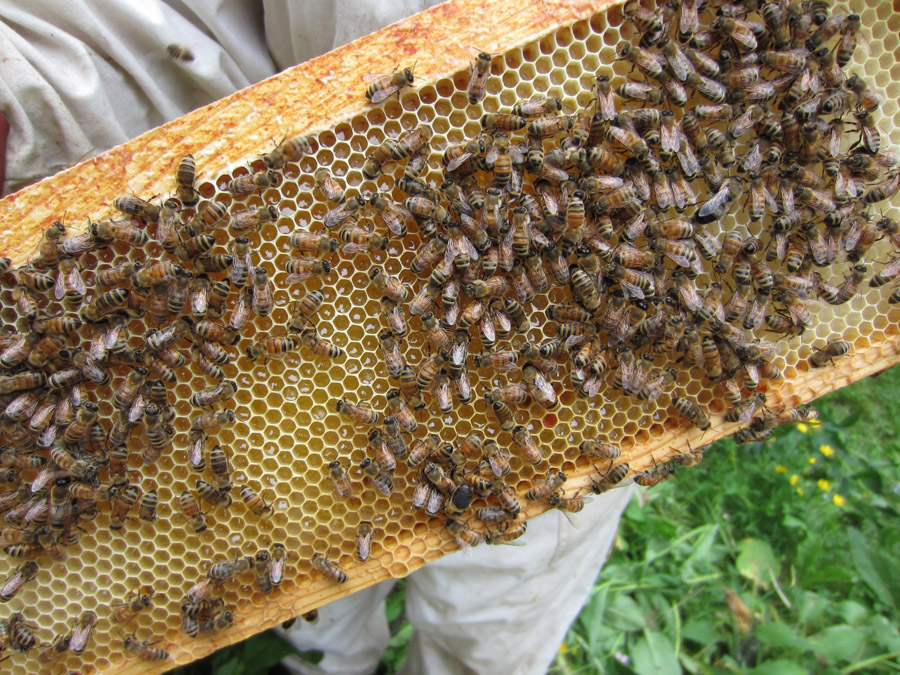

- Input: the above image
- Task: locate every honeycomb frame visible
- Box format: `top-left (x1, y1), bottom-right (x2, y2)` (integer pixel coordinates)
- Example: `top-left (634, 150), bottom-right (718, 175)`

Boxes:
top-left (1, 0), bottom-right (900, 672)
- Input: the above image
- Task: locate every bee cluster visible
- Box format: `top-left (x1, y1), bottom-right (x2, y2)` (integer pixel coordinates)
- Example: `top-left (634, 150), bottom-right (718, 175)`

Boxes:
top-left (0, 0), bottom-right (898, 670)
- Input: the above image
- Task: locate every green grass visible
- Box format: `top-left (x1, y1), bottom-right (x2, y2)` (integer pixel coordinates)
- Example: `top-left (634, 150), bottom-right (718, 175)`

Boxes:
top-left (175, 367), bottom-right (900, 675)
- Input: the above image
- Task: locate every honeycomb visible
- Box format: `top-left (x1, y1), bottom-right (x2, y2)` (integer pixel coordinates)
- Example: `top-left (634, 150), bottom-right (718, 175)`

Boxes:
top-left (1, 0), bottom-right (900, 671)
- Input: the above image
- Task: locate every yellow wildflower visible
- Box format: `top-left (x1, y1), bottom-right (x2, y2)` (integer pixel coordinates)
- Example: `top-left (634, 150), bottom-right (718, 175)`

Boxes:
top-left (789, 474), bottom-right (800, 486)
top-left (808, 457), bottom-right (817, 465)
top-left (819, 444), bottom-right (834, 457)
top-left (775, 464), bottom-right (788, 474)
top-left (558, 643), bottom-right (569, 655)
top-left (796, 487), bottom-right (804, 496)
top-left (817, 479), bottom-right (831, 492)
top-left (833, 494), bottom-right (846, 507)
top-left (809, 418), bottom-right (821, 428)
top-left (797, 423), bottom-right (809, 433)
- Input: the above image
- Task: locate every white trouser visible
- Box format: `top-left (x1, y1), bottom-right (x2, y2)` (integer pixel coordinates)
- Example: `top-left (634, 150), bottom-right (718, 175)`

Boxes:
top-left (0, 3), bottom-right (637, 673)
top-left (280, 483), bottom-right (635, 675)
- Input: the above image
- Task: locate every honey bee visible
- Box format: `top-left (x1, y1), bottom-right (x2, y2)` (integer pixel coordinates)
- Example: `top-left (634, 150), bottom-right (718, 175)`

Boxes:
top-left (672, 396), bottom-right (711, 430)
top-left (445, 515), bottom-right (483, 548)
top-left (264, 134), bottom-right (312, 168)
top-left (227, 170), bottom-right (279, 195)
top-left (37, 633), bottom-right (71, 663)
top-left (810, 339), bottom-right (851, 368)
top-left (167, 43), bottom-right (194, 62)
top-left (481, 113), bottom-right (527, 131)
top-left (386, 390), bottom-right (417, 434)
top-left (232, 204), bottom-right (280, 234)
top-left (245, 335), bottom-right (300, 361)
top-left (467, 52), bottom-right (492, 104)
top-left (253, 550), bottom-right (274, 594)
top-left (16, 265), bottom-right (55, 292)
top-left (334, 397), bottom-right (380, 426)
top-left (271, 544), bottom-right (287, 587)
top-left (241, 484), bottom-right (273, 518)
top-left (123, 633), bottom-right (169, 661)
top-left (138, 489), bottom-right (158, 522)
top-left (312, 552), bottom-right (347, 583)
top-left (365, 67), bottom-right (415, 103)
top-left (81, 287), bottom-right (131, 323)
top-left (525, 470), bottom-right (567, 501)
top-left (113, 591), bottom-right (155, 624)
top-left (424, 461), bottom-right (456, 494)
top-left (110, 484), bottom-right (141, 530)
top-left (0, 561), bottom-right (38, 602)
top-left (190, 409), bottom-right (235, 431)
top-left (579, 439), bottom-right (621, 459)
top-left (485, 518), bottom-right (527, 545)
top-left (299, 326), bottom-right (344, 360)
top-left (512, 424), bottom-right (544, 464)
top-left (361, 457), bottom-right (394, 496)
top-left (328, 460), bottom-right (353, 499)
top-left (592, 462), bottom-right (631, 493)
top-left (368, 267), bottom-right (409, 304)
top-left (356, 521), bottom-right (375, 562)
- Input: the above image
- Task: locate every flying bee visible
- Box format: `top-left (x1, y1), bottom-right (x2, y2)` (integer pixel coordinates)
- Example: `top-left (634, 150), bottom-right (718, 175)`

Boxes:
top-left (810, 339), bottom-right (851, 368)
top-left (312, 552), bottom-right (347, 583)
top-left (335, 397), bottom-right (380, 425)
top-left (365, 66), bottom-right (415, 103)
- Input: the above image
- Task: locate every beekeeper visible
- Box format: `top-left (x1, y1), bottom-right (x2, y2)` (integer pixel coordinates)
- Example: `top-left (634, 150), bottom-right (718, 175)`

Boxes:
top-left (0, 2), bottom-right (636, 673)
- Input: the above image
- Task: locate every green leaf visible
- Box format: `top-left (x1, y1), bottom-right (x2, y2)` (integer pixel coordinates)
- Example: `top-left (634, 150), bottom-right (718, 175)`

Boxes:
top-left (385, 584), bottom-right (406, 623)
top-left (747, 659), bottom-right (808, 675)
top-left (242, 631), bottom-right (299, 670)
top-left (834, 600), bottom-right (870, 626)
top-left (631, 631), bottom-right (682, 675)
top-left (847, 527), bottom-right (900, 612)
top-left (737, 538), bottom-right (778, 588)
top-left (682, 619), bottom-right (723, 646)
top-left (756, 622), bottom-right (809, 650)
top-left (606, 594), bottom-right (646, 632)
top-left (808, 625), bottom-right (867, 662)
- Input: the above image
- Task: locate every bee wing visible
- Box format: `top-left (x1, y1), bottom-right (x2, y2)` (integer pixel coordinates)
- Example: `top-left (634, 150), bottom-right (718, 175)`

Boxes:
top-left (698, 185), bottom-right (730, 220)
top-left (667, 52), bottom-right (691, 82)
top-left (465, 236), bottom-right (480, 261)
top-left (509, 145), bottom-right (526, 164)
top-left (660, 124), bottom-right (681, 154)
top-left (598, 93), bottom-right (616, 122)
top-left (484, 145), bottom-right (500, 165)
top-left (581, 375), bottom-right (603, 398)
top-left (53, 268), bottom-right (66, 300)
top-left (448, 150), bottom-right (476, 172)
top-left (619, 279), bottom-right (646, 300)
top-left (676, 146), bottom-right (699, 177)
top-left (678, 282), bottom-right (702, 311)
top-left (786, 300), bottom-right (810, 325)
top-left (341, 242), bottom-right (368, 256)
top-left (663, 249), bottom-right (696, 270)
top-left (624, 212), bottom-right (648, 240)
top-left (479, 313), bottom-right (496, 343)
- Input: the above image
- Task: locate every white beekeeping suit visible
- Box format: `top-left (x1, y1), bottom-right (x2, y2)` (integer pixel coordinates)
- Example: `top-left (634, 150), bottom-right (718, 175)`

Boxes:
top-left (0, 2), bottom-right (636, 673)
